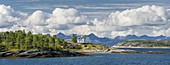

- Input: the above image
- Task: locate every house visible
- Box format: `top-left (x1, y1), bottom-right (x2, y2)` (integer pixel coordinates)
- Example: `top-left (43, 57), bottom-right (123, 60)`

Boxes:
top-left (77, 35), bottom-right (86, 43)
top-left (46, 34), bottom-right (51, 37)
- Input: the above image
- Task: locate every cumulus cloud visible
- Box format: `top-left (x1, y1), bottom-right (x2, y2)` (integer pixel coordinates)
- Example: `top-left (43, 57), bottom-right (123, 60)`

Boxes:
top-left (47, 8), bottom-right (86, 25)
top-left (105, 5), bottom-right (168, 26)
top-left (0, 4), bottom-right (170, 38)
top-left (0, 5), bottom-right (27, 28)
top-left (25, 10), bottom-right (48, 26)
top-left (91, 5), bottom-right (170, 38)
top-left (0, 4), bottom-right (87, 34)
top-left (46, 8), bottom-right (87, 30)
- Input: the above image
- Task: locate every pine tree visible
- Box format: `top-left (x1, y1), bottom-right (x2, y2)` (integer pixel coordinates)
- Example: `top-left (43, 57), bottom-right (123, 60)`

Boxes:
top-left (72, 34), bottom-right (77, 43)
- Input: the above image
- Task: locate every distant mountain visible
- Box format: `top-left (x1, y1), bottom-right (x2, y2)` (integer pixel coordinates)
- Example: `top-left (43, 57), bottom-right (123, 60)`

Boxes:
top-left (138, 35), bottom-right (170, 40)
top-left (56, 32), bottom-right (72, 40)
top-left (114, 35), bottom-right (138, 40)
top-left (86, 33), bottom-right (98, 40)
top-left (56, 33), bottom-right (112, 46)
top-left (86, 33), bottom-right (112, 45)
top-left (56, 33), bottom-right (170, 47)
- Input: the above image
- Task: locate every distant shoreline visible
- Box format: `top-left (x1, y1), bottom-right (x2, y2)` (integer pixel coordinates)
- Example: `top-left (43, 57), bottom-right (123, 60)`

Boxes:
top-left (76, 49), bottom-right (167, 54)
top-left (112, 46), bottom-right (170, 49)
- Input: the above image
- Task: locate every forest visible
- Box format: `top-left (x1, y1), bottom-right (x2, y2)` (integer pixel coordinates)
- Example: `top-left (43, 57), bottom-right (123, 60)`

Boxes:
top-left (0, 30), bottom-right (108, 52)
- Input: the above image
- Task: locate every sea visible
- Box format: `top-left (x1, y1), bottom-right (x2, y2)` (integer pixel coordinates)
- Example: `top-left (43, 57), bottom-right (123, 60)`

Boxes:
top-left (0, 48), bottom-right (170, 65)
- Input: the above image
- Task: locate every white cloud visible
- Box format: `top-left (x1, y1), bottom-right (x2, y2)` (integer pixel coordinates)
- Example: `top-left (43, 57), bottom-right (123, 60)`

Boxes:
top-left (25, 10), bottom-right (48, 26)
top-left (90, 5), bottom-right (170, 38)
top-left (106, 5), bottom-right (168, 26)
top-left (0, 4), bottom-right (88, 35)
top-left (0, 5), bottom-right (27, 28)
top-left (0, 4), bottom-right (170, 38)
top-left (48, 8), bottom-right (86, 25)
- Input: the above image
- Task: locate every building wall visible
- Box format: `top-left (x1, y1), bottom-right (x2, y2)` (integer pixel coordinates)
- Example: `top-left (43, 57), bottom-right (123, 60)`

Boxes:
top-left (77, 38), bottom-right (85, 43)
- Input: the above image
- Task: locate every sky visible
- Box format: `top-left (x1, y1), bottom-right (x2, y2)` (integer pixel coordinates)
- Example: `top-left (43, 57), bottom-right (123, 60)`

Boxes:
top-left (0, 0), bottom-right (170, 38)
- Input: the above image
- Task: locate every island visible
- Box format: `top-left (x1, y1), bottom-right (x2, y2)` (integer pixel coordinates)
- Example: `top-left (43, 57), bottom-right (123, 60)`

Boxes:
top-left (109, 40), bottom-right (170, 54)
top-left (0, 30), bottom-right (108, 58)
top-left (114, 40), bottom-right (170, 48)
top-left (0, 30), bottom-right (168, 58)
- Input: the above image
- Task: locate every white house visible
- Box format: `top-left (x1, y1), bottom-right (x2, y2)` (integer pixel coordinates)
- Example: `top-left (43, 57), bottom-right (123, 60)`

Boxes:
top-left (77, 35), bottom-right (86, 43)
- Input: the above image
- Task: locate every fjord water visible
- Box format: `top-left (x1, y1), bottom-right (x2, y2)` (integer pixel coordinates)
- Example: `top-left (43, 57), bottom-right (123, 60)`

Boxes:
top-left (0, 48), bottom-right (170, 65)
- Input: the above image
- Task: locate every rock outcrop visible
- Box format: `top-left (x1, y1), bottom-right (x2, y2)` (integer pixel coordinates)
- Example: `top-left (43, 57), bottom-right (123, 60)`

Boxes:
top-left (0, 50), bottom-right (86, 58)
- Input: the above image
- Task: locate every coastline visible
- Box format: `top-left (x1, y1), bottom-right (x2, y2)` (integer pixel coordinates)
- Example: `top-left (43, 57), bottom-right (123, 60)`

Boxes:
top-left (76, 49), bottom-right (167, 54)
top-left (112, 46), bottom-right (170, 49)
top-left (1, 47), bottom-right (169, 58)
top-left (0, 50), bottom-right (87, 58)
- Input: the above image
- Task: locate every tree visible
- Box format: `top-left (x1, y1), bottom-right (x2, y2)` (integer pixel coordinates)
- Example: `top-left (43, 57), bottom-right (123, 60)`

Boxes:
top-left (72, 34), bottom-right (77, 43)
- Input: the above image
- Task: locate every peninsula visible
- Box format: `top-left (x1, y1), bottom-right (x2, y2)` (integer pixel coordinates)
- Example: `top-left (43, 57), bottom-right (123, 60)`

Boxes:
top-left (114, 40), bottom-right (170, 48)
top-left (0, 30), bottom-right (108, 58)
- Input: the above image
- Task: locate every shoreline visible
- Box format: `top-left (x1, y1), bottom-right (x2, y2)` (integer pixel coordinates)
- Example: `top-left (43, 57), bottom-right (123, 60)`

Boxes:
top-left (1, 48), bottom-right (168, 58)
top-left (112, 46), bottom-right (170, 49)
top-left (0, 50), bottom-right (87, 58)
top-left (81, 51), bottom-right (167, 54)
top-left (76, 49), bottom-right (167, 54)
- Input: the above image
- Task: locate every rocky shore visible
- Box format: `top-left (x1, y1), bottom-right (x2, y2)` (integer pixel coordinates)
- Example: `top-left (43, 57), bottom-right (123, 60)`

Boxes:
top-left (0, 50), bottom-right (87, 58)
top-left (0, 49), bottom-right (166, 58)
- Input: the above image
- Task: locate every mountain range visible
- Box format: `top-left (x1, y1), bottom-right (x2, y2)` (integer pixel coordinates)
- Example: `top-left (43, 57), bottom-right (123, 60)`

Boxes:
top-left (56, 33), bottom-right (170, 47)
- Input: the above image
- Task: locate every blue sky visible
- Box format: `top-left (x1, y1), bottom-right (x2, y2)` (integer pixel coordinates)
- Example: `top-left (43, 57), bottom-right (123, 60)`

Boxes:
top-left (0, 0), bottom-right (170, 38)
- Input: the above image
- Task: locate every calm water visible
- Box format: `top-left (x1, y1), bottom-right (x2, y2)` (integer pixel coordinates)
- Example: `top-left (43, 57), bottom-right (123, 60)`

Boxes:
top-left (0, 48), bottom-right (170, 65)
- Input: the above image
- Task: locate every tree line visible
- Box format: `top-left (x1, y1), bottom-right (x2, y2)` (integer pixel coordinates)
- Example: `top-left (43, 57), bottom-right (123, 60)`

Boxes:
top-left (0, 30), bottom-right (109, 52)
top-left (0, 30), bottom-right (68, 51)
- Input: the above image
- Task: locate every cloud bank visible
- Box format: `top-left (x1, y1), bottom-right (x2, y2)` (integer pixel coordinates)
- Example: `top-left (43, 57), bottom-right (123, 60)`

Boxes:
top-left (0, 4), bottom-right (170, 38)
top-left (92, 5), bottom-right (170, 37)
